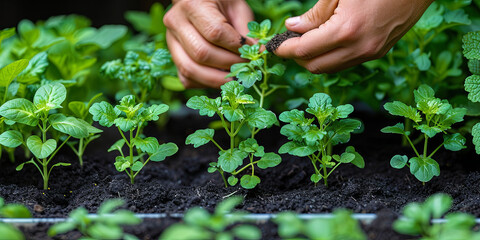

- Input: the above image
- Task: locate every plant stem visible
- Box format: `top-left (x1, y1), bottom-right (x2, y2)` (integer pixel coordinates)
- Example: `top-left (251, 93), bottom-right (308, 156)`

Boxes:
top-left (428, 143), bottom-right (444, 159)
top-left (219, 170), bottom-right (227, 188)
top-left (423, 134), bottom-right (428, 158)
top-left (129, 130), bottom-right (134, 184)
top-left (404, 134), bottom-right (421, 158)
top-left (78, 138), bottom-right (84, 167)
top-left (43, 159), bottom-right (48, 190)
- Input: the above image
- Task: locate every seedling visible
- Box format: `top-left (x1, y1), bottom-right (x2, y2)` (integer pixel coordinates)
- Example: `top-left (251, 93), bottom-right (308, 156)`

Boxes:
top-left (89, 95), bottom-right (178, 184)
top-left (274, 210), bottom-right (366, 240)
top-left (382, 84), bottom-right (466, 183)
top-left (160, 196), bottom-right (261, 240)
top-left (394, 193), bottom-right (480, 239)
top-left (186, 81), bottom-right (281, 189)
top-left (279, 93), bottom-right (364, 187)
top-left (0, 83), bottom-right (99, 189)
top-left (48, 199), bottom-right (141, 240)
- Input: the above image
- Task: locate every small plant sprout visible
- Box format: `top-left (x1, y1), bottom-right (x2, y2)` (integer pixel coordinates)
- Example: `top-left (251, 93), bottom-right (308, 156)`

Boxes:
top-left (278, 93), bottom-right (364, 187)
top-left (382, 84), bottom-right (466, 183)
top-left (186, 81), bottom-right (281, 189)
top-left (394, 194), bottom-right (480, 239)
top-left (226, 19), bottom-right (288, 108)
top-left (0, 83), bottom-right (99, 189)
top-left (160, 196), bottom-right (261, 240)
top-left (89, 95), bottom-right (178, 184)
top-left (48, 199), bottom-right (141, 240)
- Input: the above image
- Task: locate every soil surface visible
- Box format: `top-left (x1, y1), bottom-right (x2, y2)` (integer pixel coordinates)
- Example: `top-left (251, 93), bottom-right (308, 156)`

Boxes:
top-left (1, 108), bottom-right (480, 238)
top-left (266, 30), bottom-right (302, 52)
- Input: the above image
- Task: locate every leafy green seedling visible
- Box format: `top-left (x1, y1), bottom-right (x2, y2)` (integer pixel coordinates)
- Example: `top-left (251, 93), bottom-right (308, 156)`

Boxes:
top-left (382, 84), bottom-right (466, 183)
top-left (0, 83), bottom-right (99, 189)
top-left (66, 93), bottom-right (103, 167)
top-left (0, 197), bottom-right (31, 240)
top-left (274, 209), bottom-right (366, 240)
top-left (186, 81), bottom-right (281, 189)
top-left (48, 199), bottom-right (141, 240)
top-left (89, 95), bottom-right (178, 184)
top-left (394, 193), bottom-right (480, 239)
top-left (160, 196), bottom-right (261, 240)
top-left (279, 93), bottom-right (364, 187)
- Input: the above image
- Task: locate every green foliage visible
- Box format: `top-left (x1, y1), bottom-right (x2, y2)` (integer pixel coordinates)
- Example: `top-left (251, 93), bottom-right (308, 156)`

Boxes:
top-left (394, 193), bottom-right (480, 239)
top-left (274, 210), bottom-right (366, 240)
top-left (0, 83), bottom-right (99, 189)
top-left (0, 197), bottom-right (31, 240)
top-left (160, 196), bottom-right (261, 240)
top-left (48, 199), bottom-right (141, 240)
top-left (90, 95), bottom-right (177, 184)
top-left (279, 93), bottom-right (364, 186)
top-left (382, 85), bottom-right (466, 182)
top-left (186, 81), bottom-right (281, 189)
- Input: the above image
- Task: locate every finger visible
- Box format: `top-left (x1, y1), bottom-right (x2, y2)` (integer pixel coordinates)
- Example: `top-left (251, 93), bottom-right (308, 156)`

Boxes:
top-left (166, 16), bottom-right (245, 70)
top-left (167, 32), bottom-right (231, 88)
top-left (274, 17), bottom-right (343, 60)
top-left (224, 0), bottom-right (254, 37)
top-left (295, 47), bottom-right (365, 74)
top-left (285, 0), bottom-right (339, 33)
top-left (184, 1), bottom-right (248, 53)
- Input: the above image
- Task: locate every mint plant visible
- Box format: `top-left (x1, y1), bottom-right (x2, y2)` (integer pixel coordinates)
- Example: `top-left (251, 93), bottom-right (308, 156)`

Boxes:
top-left (274, 209), bottom-right (366, 240)
top-left (394, 193), bottom-right (480, 239)
top-left (48, 199), bottom-right (141, 240)
top-left (0, 83), bottom-right (98, 189)
top-left (382, 85), bottom-right (466, 183)
top-left (279, 93), bottom-right (364, 186)
top-left (160, 196), bottom-right (261, 240)
top-left (186, 81), bottom-right (281, 189)
top-left (89, 95), bottom-right (178, 184)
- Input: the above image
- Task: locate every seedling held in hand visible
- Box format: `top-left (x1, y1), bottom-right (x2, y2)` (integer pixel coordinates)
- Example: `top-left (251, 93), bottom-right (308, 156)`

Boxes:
top-left (89, 95), bottom-right (178, 184)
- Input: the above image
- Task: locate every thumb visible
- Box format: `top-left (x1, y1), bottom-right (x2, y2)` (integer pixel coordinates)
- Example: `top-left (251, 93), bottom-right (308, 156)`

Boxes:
top-left (285, 0), bottom-right (339, 33)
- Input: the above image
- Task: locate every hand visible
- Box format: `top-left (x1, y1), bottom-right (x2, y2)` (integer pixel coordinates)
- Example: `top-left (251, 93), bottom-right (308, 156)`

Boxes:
top-left (164, 0), bottom-right (254, 88)
top-left (273, 0), bottom-right (434, 74)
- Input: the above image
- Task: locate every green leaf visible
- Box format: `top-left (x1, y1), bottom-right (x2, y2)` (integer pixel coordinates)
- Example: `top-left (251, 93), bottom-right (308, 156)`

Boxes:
top-left (238, 44), bottom-right (261, 60)
top-left (186, 129), bottom-right (214, 148)
top-left (465, 75), bottom-right (480, 102)
top-left (414, 2), bottom-right (444, 31)
top-left (0, 98), bottom-right (38, 126)
top-left (414, 53), bottom-right (431, 71)
top-left (50, 162), bottom-right (71, 168)
top-left (0, 59), bottom-right (29, 87)
top-left (468, 59), bottom-right (480, 75)
top-left (68, 101), bottom-right (86, 118)
top-left (49, 114), bottom-right (89, 139)
top-left (218, 149), bottom-right (247, 172)
top-left (279, 109), bottom-right (310, 126)
top-left (87, 223), bottom-right (123, 240)
top-left (216, 196), bottom-right (243, 215)
top-left (141, 104), bottom-right (169, 122)
top-left (409, 157), bottom-right (440, 182)
top-left (381, 123), bottom-right (408, 135)
top-left (274, 212), bottom-right (303, 238)
top-left (131, 161), bottom-right (144, 171)
top-left (114, 156), bottom-right (130, 171)
top-left (0, 204), bottom-right (31, 218)
top-left (33, 83), bottom-right (67, 111)
top-left (414, 85), bottom-right (435, 103)
top-left (331, 119), bottom-right (362, 135)
top-left (311, 174), bottom-right (322, 183)
top-left (77, 25), bottom-right (127, 48)
top-left (345, 146), bottom-right (364, 168)
top-left (416, 124), bottom-right (442, 138)
top-left (221, 105), bottom-right (245, 122)
top-left (48, 221), bottom-right (76, 236)
top-left (132, 137), bottom-right (159, 154)
top-left (149, 142), bottom-right (178, 162)
top-left (306, 93), bottom-right (334, 120)
top-left (384, 101), bottom-right (422, 122)
top-left (280, 124), bottom-right (306, 142)
top-left (240, 175), bottom-right (260, 189)
top-left (337, 152), bottom-right (355, 163)
top-left (160, 225), bottom-right (211, 240)
top-left (16, 159), bottom-right (34, 171)
top-left (444, 9), bottom-right (471, 25)
top-left (425, 193), bottom-right (452, 218)
top-left (114, 117), bottom-right (137, 132)
top-left (472, 123), bottom-right (480, 154)
top-left (443, 133), bottom-right (466, 151)
top-left (267, 63), bottom-right (286, 76)
top-left (245, 108), bottom-right (277, 129)
top-left (186, 96), bottom-right (219, 117)
top-left (257, 152), bottom-right (281, 169)
top-left (463, 31), bottom-right (480, 60)
top-left (335, 104), bottom-right (354, 119)
top-left (98, 199), bottom-right (125, 214)
top-left (232, 225), bottom-right (261, 240)
top-left (108, 139), bottom-right (125, 153)
top-left (278, 141), bottom-right (316, 157)
top-left (302, 126), bottom-right (325, 145)
top-left (238, 138), bottom-right (264, 157)
top-left (228, 176), bottom-right (238, 186)
top-left (221, 81), bottom-right (255, 105)
top-left (0, 27), bottom-right (15, 45)
top-left (0, 130), bottom-right (23, 148)
top-left (17, 52), bottom-right (48, 84)
top-left (26, 136), bottom-right (56, 159)
top-left (237, 69), bottom-right (262, 88)
top-left (390, 155), bottom-right (408, 169)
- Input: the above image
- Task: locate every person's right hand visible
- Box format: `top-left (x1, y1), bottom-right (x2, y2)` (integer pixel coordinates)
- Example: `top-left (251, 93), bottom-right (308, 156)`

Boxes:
top-left (163, 0), bottom-right (254, 88)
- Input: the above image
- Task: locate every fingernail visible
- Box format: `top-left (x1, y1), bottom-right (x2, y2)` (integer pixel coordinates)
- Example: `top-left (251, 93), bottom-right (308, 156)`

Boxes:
top-left (286, 16), bottom-right (300, 26)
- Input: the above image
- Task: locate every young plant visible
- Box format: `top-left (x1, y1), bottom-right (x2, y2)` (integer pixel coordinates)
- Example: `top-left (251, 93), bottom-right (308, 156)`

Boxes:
top-left (382, 84), bottom-right (466, 183)
top-left (48, 199), bottom-right (141, 240)
top-left (274, 209), bottom-right (366, 240)
top-left (0, 197), bottom-right (31, 240)
top-left (65, 93), bottom-right (103, 167)
top-left (160, 196), bottom-right (261, 240)
top-left (0, 83), bottom-right (98, 189)
top-left (279, 93), bottom-right (364, 187)
top-left (89, 95), bottom-right (178, 184)
top-left (186, 81), bottom-right (281, 189)
top-left (394, 193), bottom-right (480, 239)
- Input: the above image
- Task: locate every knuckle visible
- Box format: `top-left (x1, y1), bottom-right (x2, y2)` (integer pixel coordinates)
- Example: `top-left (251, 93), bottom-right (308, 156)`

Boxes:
top-left (294, 47), bottom-right (314, 60)
top-left (177, 64), bottom-right (194, 79)
top-left (204, 24), bottom-right (224, 43)
top-left (163, 11), bottom-right (175, 28)
top-left (337, 22), bottom-right (360, 43)
top-left (304, 62), bottom-right (323, 74)
top-left (191, 45), bottom-right (210, 63)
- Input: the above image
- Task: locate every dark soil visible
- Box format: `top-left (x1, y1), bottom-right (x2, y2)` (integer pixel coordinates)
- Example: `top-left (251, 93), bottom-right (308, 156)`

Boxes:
top-left (266, 30), bottom-right (302, 52)
top-left (1, 108), bottom-right (480, 238)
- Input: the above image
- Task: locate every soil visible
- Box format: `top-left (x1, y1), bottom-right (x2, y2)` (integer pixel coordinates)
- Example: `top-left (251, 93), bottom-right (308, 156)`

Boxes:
top-left (266, 30), bottom-right (302, 52)
top-left (1, 107), bottom-right (480, 238)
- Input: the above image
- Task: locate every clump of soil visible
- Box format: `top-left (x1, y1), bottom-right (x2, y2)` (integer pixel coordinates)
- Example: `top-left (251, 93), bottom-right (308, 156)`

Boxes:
top-left (266, 31), bottom-right (302, 52)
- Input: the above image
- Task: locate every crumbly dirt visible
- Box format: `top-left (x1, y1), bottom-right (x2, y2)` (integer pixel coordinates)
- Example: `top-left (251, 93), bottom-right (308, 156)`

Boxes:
top-left (266, 30), bottom-right (302, 52)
